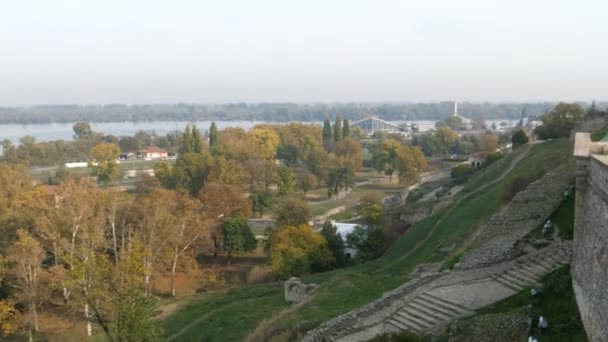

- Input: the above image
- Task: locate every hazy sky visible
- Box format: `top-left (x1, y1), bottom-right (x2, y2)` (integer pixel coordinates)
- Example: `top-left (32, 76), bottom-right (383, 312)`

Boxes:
top-left (1, 0), bottom-right (607, 105)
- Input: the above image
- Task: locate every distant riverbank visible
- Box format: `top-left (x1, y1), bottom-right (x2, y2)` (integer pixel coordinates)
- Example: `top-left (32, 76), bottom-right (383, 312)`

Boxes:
top-left (0, 119), bottom-right (519, 144)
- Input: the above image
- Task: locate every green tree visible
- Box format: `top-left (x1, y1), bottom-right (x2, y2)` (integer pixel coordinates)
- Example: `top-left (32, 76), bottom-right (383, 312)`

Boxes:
top-left (346, 226), bottom-right (387, 262)
top-left (73, 121), bottom-right (93, 140)
top-left (91, 143), bottom-right (121, 184)
top-left (326, 166), bottom-right (355, 201)
top-left (275, 196), bottom-right (311, 227)
top-left (512, 129), bottom-right (529, 148)
top-left (209, 121), bottom-right (219, 155)
top-left (156, 125), bottom-right (211, 196)
top-left (322, 118), bottom-right (333, 150)
top-left (222, 215), bottom-right (257, 265)
top-left (372, 139), bottom-right (401, 183)
top-left (333, 117), bottom-right (343, 143)
top-left (535, 102), bottom-right (586, 140)
top-left (276, 166), bottom-right (296, 196)
top-left (320, 221), bottom-right (347, 267)
top-left (342, 119), bottom-right (351, 138)
top-left (276, 143), bottom-right (300, 166)
top-left (250, 191), bottom-right (275, 218)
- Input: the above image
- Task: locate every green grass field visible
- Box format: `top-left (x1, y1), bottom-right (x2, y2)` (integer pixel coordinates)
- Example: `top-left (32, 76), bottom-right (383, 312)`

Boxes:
top-left (163, 139), bottom-right (573, 341)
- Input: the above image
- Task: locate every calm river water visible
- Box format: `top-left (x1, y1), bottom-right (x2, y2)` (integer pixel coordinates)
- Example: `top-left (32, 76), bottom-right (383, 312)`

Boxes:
top-left (0, 120), bottom-right (517, 144)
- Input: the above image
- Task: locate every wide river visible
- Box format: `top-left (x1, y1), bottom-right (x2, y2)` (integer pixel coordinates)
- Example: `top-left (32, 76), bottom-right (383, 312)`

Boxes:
top-left (0, 119), bottom-right (517, 144)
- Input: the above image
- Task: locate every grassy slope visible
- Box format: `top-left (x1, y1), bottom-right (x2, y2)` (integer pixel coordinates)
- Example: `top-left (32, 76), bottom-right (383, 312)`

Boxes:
top-left (163, 139), bottom-right (572, 341)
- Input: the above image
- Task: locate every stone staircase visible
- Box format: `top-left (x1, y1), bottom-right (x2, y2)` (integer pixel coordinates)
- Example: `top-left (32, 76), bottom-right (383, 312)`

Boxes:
top-left (492, 243), bottom-right (572, 291)
top-left (303, 241), bottom-right (573, 342)
top-left (385, 292), bottom-right (473, 333)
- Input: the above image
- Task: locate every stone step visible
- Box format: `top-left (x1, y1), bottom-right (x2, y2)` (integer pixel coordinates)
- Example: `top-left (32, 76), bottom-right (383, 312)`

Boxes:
top-left (492, 275), bottom-right (525, 291)
top-left (407, 301), bottom-right (453, 321)
top-left (389, 312), bottom-right (426, 332)
top-left (534, 256), bottom-right (559, 270)
top-left (417, 293), bottom-right (470, 315)
top-left (508, 269), bottom-right (538, 284)
top-left (395, 311), bottom-right (434, 331)
top-left (514, 264), bottom-right (542, 278)
top-left (410, 296), bottom-right (460, 318)
top-left (398, 306), bottom-right (440, 327)
top-left (500, 273), bottom-right (531, 288)
top-left (519, 261), bottom-right (549, 274)
top-left (386, 317), bottom-right (416, 333)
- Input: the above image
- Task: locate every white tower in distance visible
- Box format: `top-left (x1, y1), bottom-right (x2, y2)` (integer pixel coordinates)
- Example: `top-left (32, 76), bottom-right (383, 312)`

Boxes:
top-left (453, 101), bottom-right (458, 116)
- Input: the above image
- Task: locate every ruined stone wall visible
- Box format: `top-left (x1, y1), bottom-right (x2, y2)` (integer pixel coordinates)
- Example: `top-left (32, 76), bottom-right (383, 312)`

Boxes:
top-left (573, 133), bottom-right (608, 342)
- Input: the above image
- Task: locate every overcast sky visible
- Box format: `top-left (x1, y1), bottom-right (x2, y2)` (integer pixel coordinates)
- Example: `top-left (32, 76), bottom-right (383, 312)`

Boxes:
top-left (1, 0), bottom-right (606, 105)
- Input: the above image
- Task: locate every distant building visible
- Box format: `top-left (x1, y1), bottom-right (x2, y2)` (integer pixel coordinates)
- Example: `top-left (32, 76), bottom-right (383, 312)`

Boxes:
top-left (468, 152), bottom-right (487, 168)
top-left (351, 116), bottom-right (407, 136)
top-left (139, 146), bottom-right (168, 160)
top-left (332, 221), bottom-right (369, 258)
top-left (452, 101), bottom-right (474, 130)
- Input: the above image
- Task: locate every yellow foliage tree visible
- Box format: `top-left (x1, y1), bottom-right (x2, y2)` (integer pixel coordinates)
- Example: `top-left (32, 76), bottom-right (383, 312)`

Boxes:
top-left (269, 225), bottom-right (335, 279)
top-left (247, 128), bottom-right (280, 160)
top-left (396, 145), bottom-right (428, 185)
top-left (90, 143), bottom-right (121, 184)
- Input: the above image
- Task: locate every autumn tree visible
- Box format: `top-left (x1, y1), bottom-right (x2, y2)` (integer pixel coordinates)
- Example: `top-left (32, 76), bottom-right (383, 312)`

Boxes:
top-left (269, 224), bottom-right (334, 279)
top-left (247, 127), bottom-right (280, 161)
top-left (133, 189), bottom-right (173, 298)
top-left (479, 133), bottom-right (499, 154)
top-left (199, 183), bottom-right (252, 258)
top-left (221, 215), bottom-right (257, 265)
top-left (208, 155), bottom-right (248, 186)
top-left (297, 172), bottom-right (318, 195)
top-left (335, 138), bottom-right (363, 171)
top-left (91, 143), bottom-right (121, 184)
top-left (396, 145), bottom-right (427, 185)
top-left (6, 230), bottom-right (56, 341)
top-left (167, 192), bottom-right (205, 296)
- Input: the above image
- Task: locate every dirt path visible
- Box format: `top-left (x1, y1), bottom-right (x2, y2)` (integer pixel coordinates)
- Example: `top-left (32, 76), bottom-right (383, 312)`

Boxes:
top-left (378, 144), bottom-right (532, 271)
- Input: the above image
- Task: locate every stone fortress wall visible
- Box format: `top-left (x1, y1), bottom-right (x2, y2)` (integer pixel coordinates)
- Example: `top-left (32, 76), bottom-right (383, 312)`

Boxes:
top-left (573, 133), bottom-right (608, 342)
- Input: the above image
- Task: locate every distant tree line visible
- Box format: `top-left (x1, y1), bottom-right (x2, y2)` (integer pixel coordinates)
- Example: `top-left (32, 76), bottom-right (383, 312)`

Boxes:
top-left (0, 102), bottom-right (574, 124)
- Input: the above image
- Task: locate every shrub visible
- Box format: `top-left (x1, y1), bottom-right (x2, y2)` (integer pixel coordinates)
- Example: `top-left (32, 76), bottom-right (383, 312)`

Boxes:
top-left (247, 265), bottom-right (275, 284)
top-left (451, 164), bottom-right (473, 184)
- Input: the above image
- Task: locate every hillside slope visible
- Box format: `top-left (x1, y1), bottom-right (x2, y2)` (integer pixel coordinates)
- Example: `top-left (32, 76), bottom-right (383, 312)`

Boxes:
top-left (163, 139), bottom-right (572, 342)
